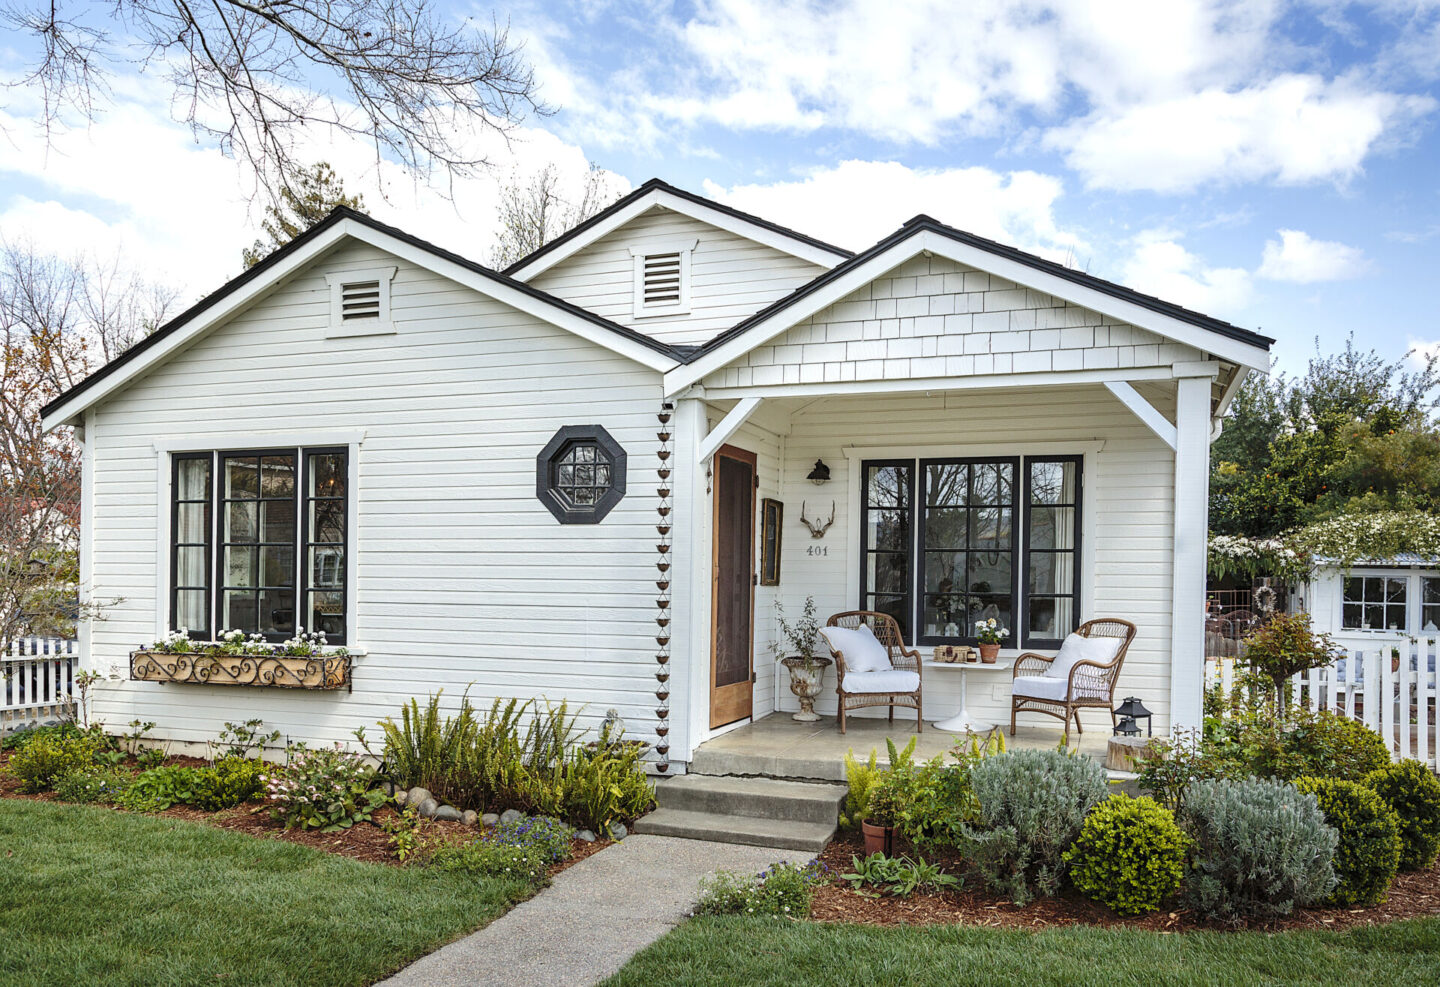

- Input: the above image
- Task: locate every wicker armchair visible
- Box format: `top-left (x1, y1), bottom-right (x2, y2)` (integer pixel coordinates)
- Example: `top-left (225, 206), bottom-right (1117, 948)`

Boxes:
top-left (1009, 618), bottom-right (1137, 742)
top-left (823, 611), bottom-right (922, 734)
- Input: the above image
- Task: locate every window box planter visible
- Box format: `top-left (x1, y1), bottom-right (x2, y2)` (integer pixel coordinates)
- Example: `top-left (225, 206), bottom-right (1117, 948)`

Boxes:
top-left (130, 650), bottom-right (352, 691)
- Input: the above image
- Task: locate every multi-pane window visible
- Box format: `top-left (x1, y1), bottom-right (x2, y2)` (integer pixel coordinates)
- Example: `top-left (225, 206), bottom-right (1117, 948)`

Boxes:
top-left (1342, 576), bottom-right (1407, 631)
top-left (860, 456), bottom-right (1081, 647)
top-left (919, 460), bottom-right (1016, 643)
top-left (860, 462), bottom-right (914, 639)
top-left (552, 442), bottom-right (614, 509)
top-left (1424, 578), bottom-right (1440, 633)
top-left (170, 447), bottom-right (347, 643)
top-left (1024, 458), bottom-right (1082, 646)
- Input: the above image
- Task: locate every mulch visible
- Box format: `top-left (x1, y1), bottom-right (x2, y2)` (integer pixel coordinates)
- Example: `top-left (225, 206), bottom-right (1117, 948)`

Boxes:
top-left (812, 833), bottom-right (1440, 933)
top-left (0, 750), bottom-right (609, 875)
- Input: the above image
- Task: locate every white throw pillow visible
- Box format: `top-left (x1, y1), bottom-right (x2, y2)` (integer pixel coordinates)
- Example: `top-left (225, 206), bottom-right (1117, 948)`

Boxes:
top-left (1044, 633), bottom-right (1122, 680)
top-left (819, 624), bottom-right (892, 673)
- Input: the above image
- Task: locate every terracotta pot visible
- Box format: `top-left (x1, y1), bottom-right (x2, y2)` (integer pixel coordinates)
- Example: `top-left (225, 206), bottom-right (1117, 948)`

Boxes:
top-left (861, 819), bottom-right (894, 856)
top-left (979, 643), bottom-right (1001, 663)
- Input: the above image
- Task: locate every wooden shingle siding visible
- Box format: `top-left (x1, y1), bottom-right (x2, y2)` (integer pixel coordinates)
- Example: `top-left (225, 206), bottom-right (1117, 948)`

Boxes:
top-left (86, 241), bottom-right (667, 749)
top-left (705, 254), bottom-right (1204, 388)
top-left (529, 209), bottom-right (827, 346)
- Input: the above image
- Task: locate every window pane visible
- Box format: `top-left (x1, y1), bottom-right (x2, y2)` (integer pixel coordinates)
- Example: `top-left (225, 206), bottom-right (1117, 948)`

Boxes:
top-left (969, 507), bottom-right (1011, 548)
top-left (923, 594), bottom-right (967, 635)
top-left (175, 546), bottom-right (207, 587)
top-left (967, 554), bottom-right (1012, 596)
top-left (259, 545), bottom-right (294, 587)
top-left (1343, 578), bottom-right (1362, 603)
top-left (310, 547), bottom-right (344, 588)
top-left (310, 500), bottom-right (345, 543)
top-left (223, 590), bottom-right (258, 630)
top-left (1029, 460), bottom-right (1077, 505)
top-left (226, 501), bottom-right (257, 542)
top-left (867, 552), bottom-right (910, 594)
top-left (923, 551), bottom-right (964, 593)
top-left (260, 456), bottom-right (296, 497)
top-left (304, 449), bottom-right (348, 645)
top-left (258, 588), bottom-right (294, 634)
top-left (866, 465), bottom-right (909, 508)
top-left (310, 455), bottom-right (346, 498)
top-left (866, 595), bottom-right (909, 639)
top-left (1026, 506), bottom-right (1075, 550)
top-left (971, 462), bottom-right (1009, 505)
top-left (1427, 578), bottom-right (1440, 605)
top-left (1363, 604), bottom-right (1384, 630)
top-left (1342, 603), bottom-right (1363, 629)
top-left (176, 502), bottom-right (208, 544)
top-left (921, 507), bottom-right (965, 549)
top-left (261, 500), bottom-right (296, 543)
top-left (308, 591), bottom-right (345, 637)
top-left (925, 463), bottom-right (966, 507)
top-left (1028, 552), bottom-right (1074, 596)
top-left (225, 546), bottom-right (257, 586)
top-left (1029, 596), bottom-right (1074, 639)
top-left (226, 458), bottom-right (259, 497)
top-left (175, 590), bottom-right (206, 632)
top-left (1387, 578), bottom-right (1408, 603)
top-left (867, 509), bottom-right (910, 552)
top-left (1023, 458), bottom-right (1081, 644)
top-left (177, 458), bottom-right (210, 500)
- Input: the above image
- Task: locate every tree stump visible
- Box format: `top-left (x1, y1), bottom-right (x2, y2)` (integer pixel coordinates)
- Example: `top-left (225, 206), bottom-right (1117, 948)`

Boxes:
top-left (1106, 736), bottom-right (1153, 773)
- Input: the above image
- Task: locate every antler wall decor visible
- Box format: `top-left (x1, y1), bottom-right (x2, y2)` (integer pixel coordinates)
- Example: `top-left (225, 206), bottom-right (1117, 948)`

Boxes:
top-left (799, 500), bottom-right (835, 538)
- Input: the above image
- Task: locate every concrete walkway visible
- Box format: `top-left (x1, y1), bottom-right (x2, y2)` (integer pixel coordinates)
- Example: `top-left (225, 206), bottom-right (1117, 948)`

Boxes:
top-left (379, 835), bottom-right (796, 987)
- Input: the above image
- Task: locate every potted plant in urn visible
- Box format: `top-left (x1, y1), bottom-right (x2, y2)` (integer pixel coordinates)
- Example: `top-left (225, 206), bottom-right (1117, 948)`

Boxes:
top-left (974, 617), bottom-right (1008, 663)
top-left (774, 596), bottom-right (832, 722)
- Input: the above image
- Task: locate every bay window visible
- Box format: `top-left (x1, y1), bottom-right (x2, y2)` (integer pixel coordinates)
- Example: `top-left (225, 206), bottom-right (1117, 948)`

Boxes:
top-left (860, 455), bottom-right (1081, 648)
top-left (170, 447), bottom-right (348, 643)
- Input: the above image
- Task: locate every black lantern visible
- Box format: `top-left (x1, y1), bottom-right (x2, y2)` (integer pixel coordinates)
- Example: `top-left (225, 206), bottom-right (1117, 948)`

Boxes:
top-left (1113, 696), bottom-right (1153, 737)
top-left (807, 459), bottom-right (831, 485)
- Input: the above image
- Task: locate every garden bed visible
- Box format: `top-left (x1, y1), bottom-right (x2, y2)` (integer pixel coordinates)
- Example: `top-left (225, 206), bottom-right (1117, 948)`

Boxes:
top-left (811, 832), bottom-right (1440, 932)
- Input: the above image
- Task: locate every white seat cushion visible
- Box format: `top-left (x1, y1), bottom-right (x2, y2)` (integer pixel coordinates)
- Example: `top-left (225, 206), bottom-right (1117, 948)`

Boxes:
top-left (1046, 633), bottom-right (1122, 680)
top-left (1012, 675), bottom-right (1070, 702)
top-left (819, 625), bottom-right (892, 673)
top-left (843, 669), bottom-right (920, 694)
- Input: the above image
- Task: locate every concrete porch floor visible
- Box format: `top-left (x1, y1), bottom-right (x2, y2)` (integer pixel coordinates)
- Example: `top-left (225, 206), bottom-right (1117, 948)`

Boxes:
top-left (689, 712), bottom-right (1110, 782)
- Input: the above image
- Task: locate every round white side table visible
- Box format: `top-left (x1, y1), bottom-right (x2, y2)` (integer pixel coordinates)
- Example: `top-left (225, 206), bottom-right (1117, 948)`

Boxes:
top-left (924, 658), bottom-right (1014, 732)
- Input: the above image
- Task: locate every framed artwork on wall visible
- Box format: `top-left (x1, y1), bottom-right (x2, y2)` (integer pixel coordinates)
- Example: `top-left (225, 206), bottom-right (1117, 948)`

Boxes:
top-left (760, 498), bottom-right (783, 586)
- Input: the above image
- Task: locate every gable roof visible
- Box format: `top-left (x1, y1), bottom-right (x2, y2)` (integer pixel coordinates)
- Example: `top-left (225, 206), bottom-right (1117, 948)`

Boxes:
top-left (666, 214), bottom-right (1274, 395)
top-left (42, 206), bottom-right (684, 429)
top-left (502, 178), bottom-right (854, 281)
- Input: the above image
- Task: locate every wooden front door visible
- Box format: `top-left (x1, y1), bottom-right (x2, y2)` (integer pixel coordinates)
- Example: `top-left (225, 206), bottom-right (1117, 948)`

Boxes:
top-left (710, 445), bottom-right (757, 729)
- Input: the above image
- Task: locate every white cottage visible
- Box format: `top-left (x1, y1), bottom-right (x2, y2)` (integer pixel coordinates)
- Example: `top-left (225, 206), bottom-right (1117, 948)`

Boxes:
top-left (42, 180), bottom-right (1272, 770)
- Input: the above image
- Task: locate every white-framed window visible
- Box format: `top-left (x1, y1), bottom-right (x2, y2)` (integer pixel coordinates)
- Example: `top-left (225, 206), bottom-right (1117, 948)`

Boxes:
top-left (629, 240), bottom-right (697, 317)
top-left (325, 266), bottom-right (397, 337)
top-left (1341, 574), bottom-right (1409, 632)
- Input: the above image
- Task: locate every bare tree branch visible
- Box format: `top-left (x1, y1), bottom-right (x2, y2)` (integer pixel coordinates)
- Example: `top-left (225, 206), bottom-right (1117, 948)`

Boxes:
top-left (489, 161), bottom-right (623, 269)
top-left (1, 1), bottom-right (546, 202)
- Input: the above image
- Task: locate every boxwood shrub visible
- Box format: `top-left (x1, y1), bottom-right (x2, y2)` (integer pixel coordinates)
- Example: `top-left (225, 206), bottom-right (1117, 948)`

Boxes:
top-left (1181, 777), bottom-right (1336, 924)
top-left (1063, 794), bottom-right (1189, 916)
top-left (1293, 777), bottom-right (1401, 906)
top-left (1365, 760), bottom-right (1440, 871)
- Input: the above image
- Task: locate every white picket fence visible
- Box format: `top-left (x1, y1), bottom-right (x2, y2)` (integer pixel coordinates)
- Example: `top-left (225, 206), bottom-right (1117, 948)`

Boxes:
top-left (1, 637), bottom-right (78, 730)
top-left (1206, 637), bottom-right (1439, 773)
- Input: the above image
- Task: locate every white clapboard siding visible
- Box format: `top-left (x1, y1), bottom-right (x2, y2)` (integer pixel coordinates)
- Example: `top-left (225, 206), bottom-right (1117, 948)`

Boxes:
top-left (2, 638), bottom-right (78, 727)
top-left (1205, 646), bottom-right (1439, 773)
top-left (529, 209), bottom-right (826, 346)
top-left (705, 253), bottom-right (1204, 389)
top-left (86, 240), bottom-right (669, 751)
top-left (744, 384), bottom-right (1179, 731)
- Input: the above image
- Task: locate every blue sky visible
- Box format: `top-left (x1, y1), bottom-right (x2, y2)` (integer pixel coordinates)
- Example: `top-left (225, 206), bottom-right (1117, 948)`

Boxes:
top-left (3, 1), bottom-right (1439, 375)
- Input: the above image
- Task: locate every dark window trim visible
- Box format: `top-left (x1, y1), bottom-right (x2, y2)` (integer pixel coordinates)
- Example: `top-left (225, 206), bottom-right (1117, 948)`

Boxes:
top-left (858, 459), bottom-right (916, 640)
top-left (170, 452), bottom-right (213, 642)
top-left (1020, 455), bottom-right (1083, 649)
top-left (914, 457), bottom-right (1021, 647)
top-left (302, 447), bottom-right (349, 646)
top-left (857, 453), bottom-right (1083, 649)
top-left (536, 425), bottom-right (628, 524)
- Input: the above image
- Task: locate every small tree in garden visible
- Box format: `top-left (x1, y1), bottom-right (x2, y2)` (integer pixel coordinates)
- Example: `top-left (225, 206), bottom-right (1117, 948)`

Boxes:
top-left (1241, 610), bottom-right (1340, 715)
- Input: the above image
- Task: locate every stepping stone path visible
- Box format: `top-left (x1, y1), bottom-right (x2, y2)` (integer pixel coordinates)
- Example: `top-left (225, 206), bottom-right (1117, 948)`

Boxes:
top-left (378, 835), bottom-right (795, 987)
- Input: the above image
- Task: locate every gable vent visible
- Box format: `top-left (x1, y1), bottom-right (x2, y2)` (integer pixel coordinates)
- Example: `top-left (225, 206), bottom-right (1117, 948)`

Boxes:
top-left (340, 280), bottom-right (382, 320)
top-left (641, 253), bottom-right (682, 306)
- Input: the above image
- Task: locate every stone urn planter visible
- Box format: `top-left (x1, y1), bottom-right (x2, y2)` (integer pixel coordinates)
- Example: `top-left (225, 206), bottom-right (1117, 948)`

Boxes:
top-left (780, 655), bottom-right (832, 722)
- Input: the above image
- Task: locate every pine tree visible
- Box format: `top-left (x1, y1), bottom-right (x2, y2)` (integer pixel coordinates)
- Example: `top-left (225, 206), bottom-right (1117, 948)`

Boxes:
top-left (242, 164), bottom-right (365, 268)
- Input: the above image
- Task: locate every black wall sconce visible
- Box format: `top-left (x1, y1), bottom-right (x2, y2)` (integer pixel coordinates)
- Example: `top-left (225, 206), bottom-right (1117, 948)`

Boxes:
top-left (807, 459), bottom-right (831, 485)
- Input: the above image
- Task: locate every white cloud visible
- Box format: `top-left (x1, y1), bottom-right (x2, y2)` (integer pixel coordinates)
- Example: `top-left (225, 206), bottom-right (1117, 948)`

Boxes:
top-left (1121, 232), bottom-right (1253, 315)
top-left (702, 160), bottom-right (1088, 262)
top-left (1408, 337), bottom-right (1440, 368)
top-left (1257, 229), bottom-right (1369, 282)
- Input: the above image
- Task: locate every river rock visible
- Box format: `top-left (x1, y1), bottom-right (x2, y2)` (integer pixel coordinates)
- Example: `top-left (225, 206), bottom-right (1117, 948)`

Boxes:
top-left (393, 789), bottom-right (409, 807)
top-left (576, 829), bottom-right (596, 843)
top-left (406, 787), bottom-right (432, 808)
top-left (435, 805), bottom-right (462, 822)
top-left (417, 798), bottom-right (439, 819)
top-left (461, 809), bottom-right (479, 826)
top-left (499, 808), bottom-right (523, 825)
top-left (482, 813), bottom-right (499, 827)
top-left (610, 822), bottom-right (627, 840)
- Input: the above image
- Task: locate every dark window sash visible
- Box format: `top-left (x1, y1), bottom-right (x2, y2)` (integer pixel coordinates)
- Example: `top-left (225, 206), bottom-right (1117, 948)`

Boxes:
top-left (301, 447), bottom-right (348, 645)
top-left (1021, 455), bottom-right (1083, 649)
top-left (858, 459), bottom-right (915, 642)
top-left (170, 452), bottom-right (213, 642)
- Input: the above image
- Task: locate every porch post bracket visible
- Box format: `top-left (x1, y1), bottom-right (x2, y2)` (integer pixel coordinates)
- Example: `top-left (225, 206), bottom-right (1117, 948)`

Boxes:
top-left (1104, 381), bottom-right (1177, 451)
top-left (698, 397), bottom-right (762, 464)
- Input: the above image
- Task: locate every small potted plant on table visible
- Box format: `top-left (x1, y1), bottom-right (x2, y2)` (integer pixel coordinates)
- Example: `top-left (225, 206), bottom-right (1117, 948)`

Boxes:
top-left (974, 617), bottom-right (1008, 663)
top-left (775, 596), bottom-right (832, 722)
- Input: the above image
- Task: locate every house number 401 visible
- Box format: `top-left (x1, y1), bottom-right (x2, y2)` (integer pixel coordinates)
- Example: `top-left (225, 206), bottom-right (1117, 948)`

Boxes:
top-left (806, 546), bottom-right (829, 557)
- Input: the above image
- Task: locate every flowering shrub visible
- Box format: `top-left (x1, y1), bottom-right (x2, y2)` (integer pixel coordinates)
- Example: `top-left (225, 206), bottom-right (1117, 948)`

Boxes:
top-left (142, 627), bottom-right (348, 658)
top-left (1291, 511), bottom-right (1440, 570)
top-left (427, 814), bottom-right (574, 882)
top-left (1207, 533), bottom-right (1309, 582)
top-left (695, 859), bottom-right (830, 917)
top-left (973, 618), bottom-right (1009, 646)
top-left (262, 744), bottom-right (387, 831)
top-left (54, 767), bottom-right (132, 804)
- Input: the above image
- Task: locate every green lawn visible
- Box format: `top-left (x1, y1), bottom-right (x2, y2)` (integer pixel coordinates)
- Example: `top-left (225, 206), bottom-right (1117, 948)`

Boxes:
top-left (0, 799), bottom-right (529, 987)
top-left (602, 914), bottom-right (1440, 987)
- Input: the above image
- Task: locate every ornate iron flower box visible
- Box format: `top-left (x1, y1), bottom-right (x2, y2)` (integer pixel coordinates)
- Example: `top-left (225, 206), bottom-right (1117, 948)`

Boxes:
top-left (130, 650), bottom-right (351, 691)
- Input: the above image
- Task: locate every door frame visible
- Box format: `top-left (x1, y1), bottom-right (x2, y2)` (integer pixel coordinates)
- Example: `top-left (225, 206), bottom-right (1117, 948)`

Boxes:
top-left (709, 444), bottom-right (758, 729)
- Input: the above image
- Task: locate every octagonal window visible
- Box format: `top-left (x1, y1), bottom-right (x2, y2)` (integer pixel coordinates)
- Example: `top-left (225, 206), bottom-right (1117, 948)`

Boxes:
top-left (536, 425), bottom-right (627, 523)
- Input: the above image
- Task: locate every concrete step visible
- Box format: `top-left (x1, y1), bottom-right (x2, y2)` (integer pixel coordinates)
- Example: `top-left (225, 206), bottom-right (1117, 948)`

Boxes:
top-left (654, 774), bottom-right (847, 825)
top-left (633, 808), bottom-right (835, 853)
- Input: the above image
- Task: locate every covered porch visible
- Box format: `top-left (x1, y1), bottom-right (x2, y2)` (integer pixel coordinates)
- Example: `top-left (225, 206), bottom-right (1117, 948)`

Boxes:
top-left (690, 713), bottom-right (1112, 783)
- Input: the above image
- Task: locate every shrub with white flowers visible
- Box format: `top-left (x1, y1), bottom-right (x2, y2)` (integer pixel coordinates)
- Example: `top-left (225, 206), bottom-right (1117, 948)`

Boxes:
top-left (141, 626), bottom-right (347, 658)
top-left (261, 743), bottom-right (387, 831)
top-left (974, 618), bottom-right (1009, 646)
top-left (1207, 534), bottom-right (1309, 582)
top-left (1291, 511), bottom-right (1440, 571)
top-left (695, 859), bottom-right (830, 918)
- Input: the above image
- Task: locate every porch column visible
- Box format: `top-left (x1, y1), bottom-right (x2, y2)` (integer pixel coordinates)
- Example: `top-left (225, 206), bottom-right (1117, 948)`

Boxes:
top-left (672, 395), bottom-right (711, 764)
top-left (1170, 374), bottom-right (1212, 731)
